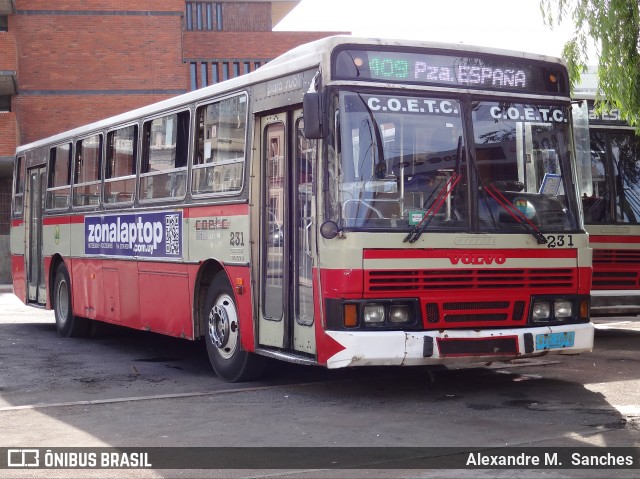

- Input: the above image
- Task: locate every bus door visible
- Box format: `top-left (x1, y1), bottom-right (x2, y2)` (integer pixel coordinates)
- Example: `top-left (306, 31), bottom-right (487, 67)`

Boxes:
top-left (257, 110), bottom-right (316, 356)
top-left (24, 166), bottom-right (47, 305)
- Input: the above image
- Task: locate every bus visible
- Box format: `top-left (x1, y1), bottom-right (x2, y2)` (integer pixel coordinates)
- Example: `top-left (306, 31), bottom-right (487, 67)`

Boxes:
top-left (10, 36), bottom-right (594, 382)
top-left (575, 95), bottom-right (640, 316)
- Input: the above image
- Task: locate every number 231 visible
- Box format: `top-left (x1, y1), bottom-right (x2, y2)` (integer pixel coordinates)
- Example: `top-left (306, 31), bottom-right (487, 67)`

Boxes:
top-left (230, 232), bottom-right (244, 246)
top-left (545, 234), bottom-right (574, 248)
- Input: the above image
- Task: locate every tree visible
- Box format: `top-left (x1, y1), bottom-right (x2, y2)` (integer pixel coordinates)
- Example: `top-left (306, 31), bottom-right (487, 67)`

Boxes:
top-left (540, 0), bottom-right (640, 131)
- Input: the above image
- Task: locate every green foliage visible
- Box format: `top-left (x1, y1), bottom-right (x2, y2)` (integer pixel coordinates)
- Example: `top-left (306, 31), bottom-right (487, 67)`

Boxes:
top-left (540, 0), bottom-right (640, 132)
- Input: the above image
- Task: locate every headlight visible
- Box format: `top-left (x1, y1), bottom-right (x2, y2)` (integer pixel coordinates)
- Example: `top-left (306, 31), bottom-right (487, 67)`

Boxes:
top-left (363, 304), bottom-right (385, 325)
top-left (554, 300), bottom-right (573, 318)
top-left (532, 301), bottom-right (551, 321)
top-left (389, 304), bottom-right (411, 323)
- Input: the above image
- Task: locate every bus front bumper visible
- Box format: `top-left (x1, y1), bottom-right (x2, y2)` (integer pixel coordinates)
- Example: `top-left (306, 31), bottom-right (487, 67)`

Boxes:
top-left (591, 290), bottom-right (640, 317)
top-left (324, 323), bottom-right (594, 369)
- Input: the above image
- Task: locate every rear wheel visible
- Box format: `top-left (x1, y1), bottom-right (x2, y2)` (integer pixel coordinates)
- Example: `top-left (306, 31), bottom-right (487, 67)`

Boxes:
top-left (53, 264), bottom-right (89, 338)
top-left (204, 273), bottom-right (265, 382)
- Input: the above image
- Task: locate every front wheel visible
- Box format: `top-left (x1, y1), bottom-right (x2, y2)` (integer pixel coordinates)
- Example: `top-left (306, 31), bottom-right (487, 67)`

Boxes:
top-left (204, 273), bottom-right (265, 382)
top-left (53, 264), bottom-right (89, 338)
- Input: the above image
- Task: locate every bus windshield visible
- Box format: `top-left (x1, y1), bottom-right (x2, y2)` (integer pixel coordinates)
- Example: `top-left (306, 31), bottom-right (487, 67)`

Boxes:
top-left (583, 130), bottom-right (640, 224)
top-left (327, 91), bottom-right (579, 233)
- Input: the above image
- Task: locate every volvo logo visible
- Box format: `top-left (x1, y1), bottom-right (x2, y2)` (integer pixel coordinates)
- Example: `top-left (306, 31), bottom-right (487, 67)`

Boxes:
top-left (447, 253), bottom-right (507, 265)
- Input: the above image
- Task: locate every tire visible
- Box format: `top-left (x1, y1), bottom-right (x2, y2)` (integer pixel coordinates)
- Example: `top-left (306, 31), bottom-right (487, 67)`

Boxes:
top-left (53, 264), bottom-right (89, 338)
top-left (204, 273), bottom-right (265, 382)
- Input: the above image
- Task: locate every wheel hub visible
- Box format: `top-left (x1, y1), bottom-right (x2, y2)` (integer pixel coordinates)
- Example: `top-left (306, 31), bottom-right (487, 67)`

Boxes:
top-left (56, 280), bottom-right (69, 327)
top-left (209, 304), bottom-right (230, 348)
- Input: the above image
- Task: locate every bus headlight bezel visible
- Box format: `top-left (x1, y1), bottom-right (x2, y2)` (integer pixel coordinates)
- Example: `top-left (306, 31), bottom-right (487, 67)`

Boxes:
top-left (325, 298), bottom-right (421, 330)
top-left (529, 296), bottom-right (588, 325)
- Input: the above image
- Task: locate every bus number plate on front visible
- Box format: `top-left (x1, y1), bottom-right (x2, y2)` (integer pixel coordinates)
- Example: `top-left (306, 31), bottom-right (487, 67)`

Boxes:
top-left (535, 331), bottom-right (575, 350)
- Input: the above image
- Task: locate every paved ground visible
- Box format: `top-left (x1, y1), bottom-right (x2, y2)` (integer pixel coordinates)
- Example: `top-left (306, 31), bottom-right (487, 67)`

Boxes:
top-left (0, 290), bottom-right (639, 478)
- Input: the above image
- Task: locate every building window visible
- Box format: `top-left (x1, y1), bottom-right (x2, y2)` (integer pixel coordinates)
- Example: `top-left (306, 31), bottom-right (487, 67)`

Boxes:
top-left (0, 96), bottom-right (10, 112)
top-left (212, 63), bottom-right (219, 84)
top-left (190, 63), bottom-right (197, 91)
top-left (188, 60), bottom-right (271, 89)
top-left (206, 3), bottom-right (213, 30)
top-left (0, 16), bottom-right (7, 32)
top-left (196, 3), bottom-right (203, 30)
top-left (185, 2), bottom-right (221, 31)
top-left (216, 3), bottom-right (223, 30)
top-left (200, 62), bottom-right (208, 88)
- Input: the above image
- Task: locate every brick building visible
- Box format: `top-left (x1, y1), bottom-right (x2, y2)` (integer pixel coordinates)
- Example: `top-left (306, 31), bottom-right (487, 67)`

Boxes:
top-left (0, 0), bottom-right (343, 283)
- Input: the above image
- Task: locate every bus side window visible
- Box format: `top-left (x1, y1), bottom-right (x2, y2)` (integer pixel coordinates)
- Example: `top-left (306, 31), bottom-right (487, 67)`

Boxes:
top-left (13, 155), bottom-right (25, 216)
top-left (72, 134), bottom-right (102, 208)
top-left (140, 111), bottom-right (190, 200)
top-left (105, 125), bottom-right (138, 205)
top-left (192, 93), bottom-right (247, 195)
top-left (46, 143), bottom-right (72, 210)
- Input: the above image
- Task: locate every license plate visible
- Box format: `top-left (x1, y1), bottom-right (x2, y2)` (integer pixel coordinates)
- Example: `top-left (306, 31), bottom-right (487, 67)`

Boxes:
top-left (535, 331), bottom-right (575, 350)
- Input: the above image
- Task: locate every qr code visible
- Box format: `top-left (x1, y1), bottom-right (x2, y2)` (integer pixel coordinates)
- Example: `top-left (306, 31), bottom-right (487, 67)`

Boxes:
top-left (165, 214), bottom-right (180, 255)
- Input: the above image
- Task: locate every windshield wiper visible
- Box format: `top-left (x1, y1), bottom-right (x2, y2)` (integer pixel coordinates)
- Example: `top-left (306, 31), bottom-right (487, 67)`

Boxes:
top-left (404, 136), bottom-right (463, 244)
top-left (404, 173), bottom-right (462, 243)
top-left (482, 183), bottom-right (548, 244)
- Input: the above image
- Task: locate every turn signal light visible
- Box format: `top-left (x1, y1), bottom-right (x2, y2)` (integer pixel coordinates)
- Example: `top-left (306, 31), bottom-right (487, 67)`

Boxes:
top-left (344, 304), bottom-right (358, 328)
top-left (580, 299), bottom-right (589, 320)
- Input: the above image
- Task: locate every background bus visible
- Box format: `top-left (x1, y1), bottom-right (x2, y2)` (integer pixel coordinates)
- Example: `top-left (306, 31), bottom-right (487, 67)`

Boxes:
top-left (575, 95), bottom-right (640, 316)
top-left (11, 36), bottom-right (593, 382)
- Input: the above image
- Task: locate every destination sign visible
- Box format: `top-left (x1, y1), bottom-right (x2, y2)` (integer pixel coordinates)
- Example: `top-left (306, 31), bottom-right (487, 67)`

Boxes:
top-left (333, 48), bottom-right (568, 94)
top-left (585, 100), bottom-right (627, 125)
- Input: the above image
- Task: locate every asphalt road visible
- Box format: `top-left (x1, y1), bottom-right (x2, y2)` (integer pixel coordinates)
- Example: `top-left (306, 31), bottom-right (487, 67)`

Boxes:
top-left (1, 291), bottom-right (639, 478)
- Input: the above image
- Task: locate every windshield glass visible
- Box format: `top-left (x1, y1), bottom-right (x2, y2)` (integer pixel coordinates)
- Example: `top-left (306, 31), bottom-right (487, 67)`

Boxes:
top-left (326, 91), bottom-right (579, 233)
top-left (329, 92), bottom-right (467, 230)
top-left (612, 132), bottom-right (640, 223)
top-left (582, 130), bottom-right (640, 224)
top-left (472, 101), bottom-right (577, 232)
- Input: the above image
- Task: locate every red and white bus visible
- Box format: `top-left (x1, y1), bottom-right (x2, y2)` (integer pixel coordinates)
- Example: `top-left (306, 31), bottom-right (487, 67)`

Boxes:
top-left (10, 36), bottom-right (594, 382)
top-left (575, 96), bottom-right (640, 316)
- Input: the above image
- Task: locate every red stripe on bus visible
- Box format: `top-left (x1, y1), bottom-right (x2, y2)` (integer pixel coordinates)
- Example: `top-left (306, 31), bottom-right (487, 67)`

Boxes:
top-left (11, 219), bottom-right (23, 227)
top-left (43, 215), bottom-right (85, 226)
top-left (185, 203), bottom-right (249, 219)
top-left (590, 235), bottom-right (640, 244)
top-left (363, 248), bottom-right (577, 259)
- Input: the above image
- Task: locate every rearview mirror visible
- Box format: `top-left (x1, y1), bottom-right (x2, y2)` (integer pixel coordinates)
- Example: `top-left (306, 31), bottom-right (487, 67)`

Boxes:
top-left (303, 92), bottom-right (325, 139)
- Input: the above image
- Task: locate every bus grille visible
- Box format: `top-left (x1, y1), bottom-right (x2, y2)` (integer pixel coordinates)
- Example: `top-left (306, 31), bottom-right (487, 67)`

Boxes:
top-left (593, 249), bottom-right (640, 264)
top-left (365, 268), bottom-right (577, 292)
top-left (592, 250), bottom-right (640, 289)
top-left (426, 300), bottom-right (526, 326)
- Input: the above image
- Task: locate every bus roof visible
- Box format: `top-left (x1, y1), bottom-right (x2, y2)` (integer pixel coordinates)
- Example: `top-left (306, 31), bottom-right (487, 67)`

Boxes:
top-left (16, 35), bottom-right (567, 154)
